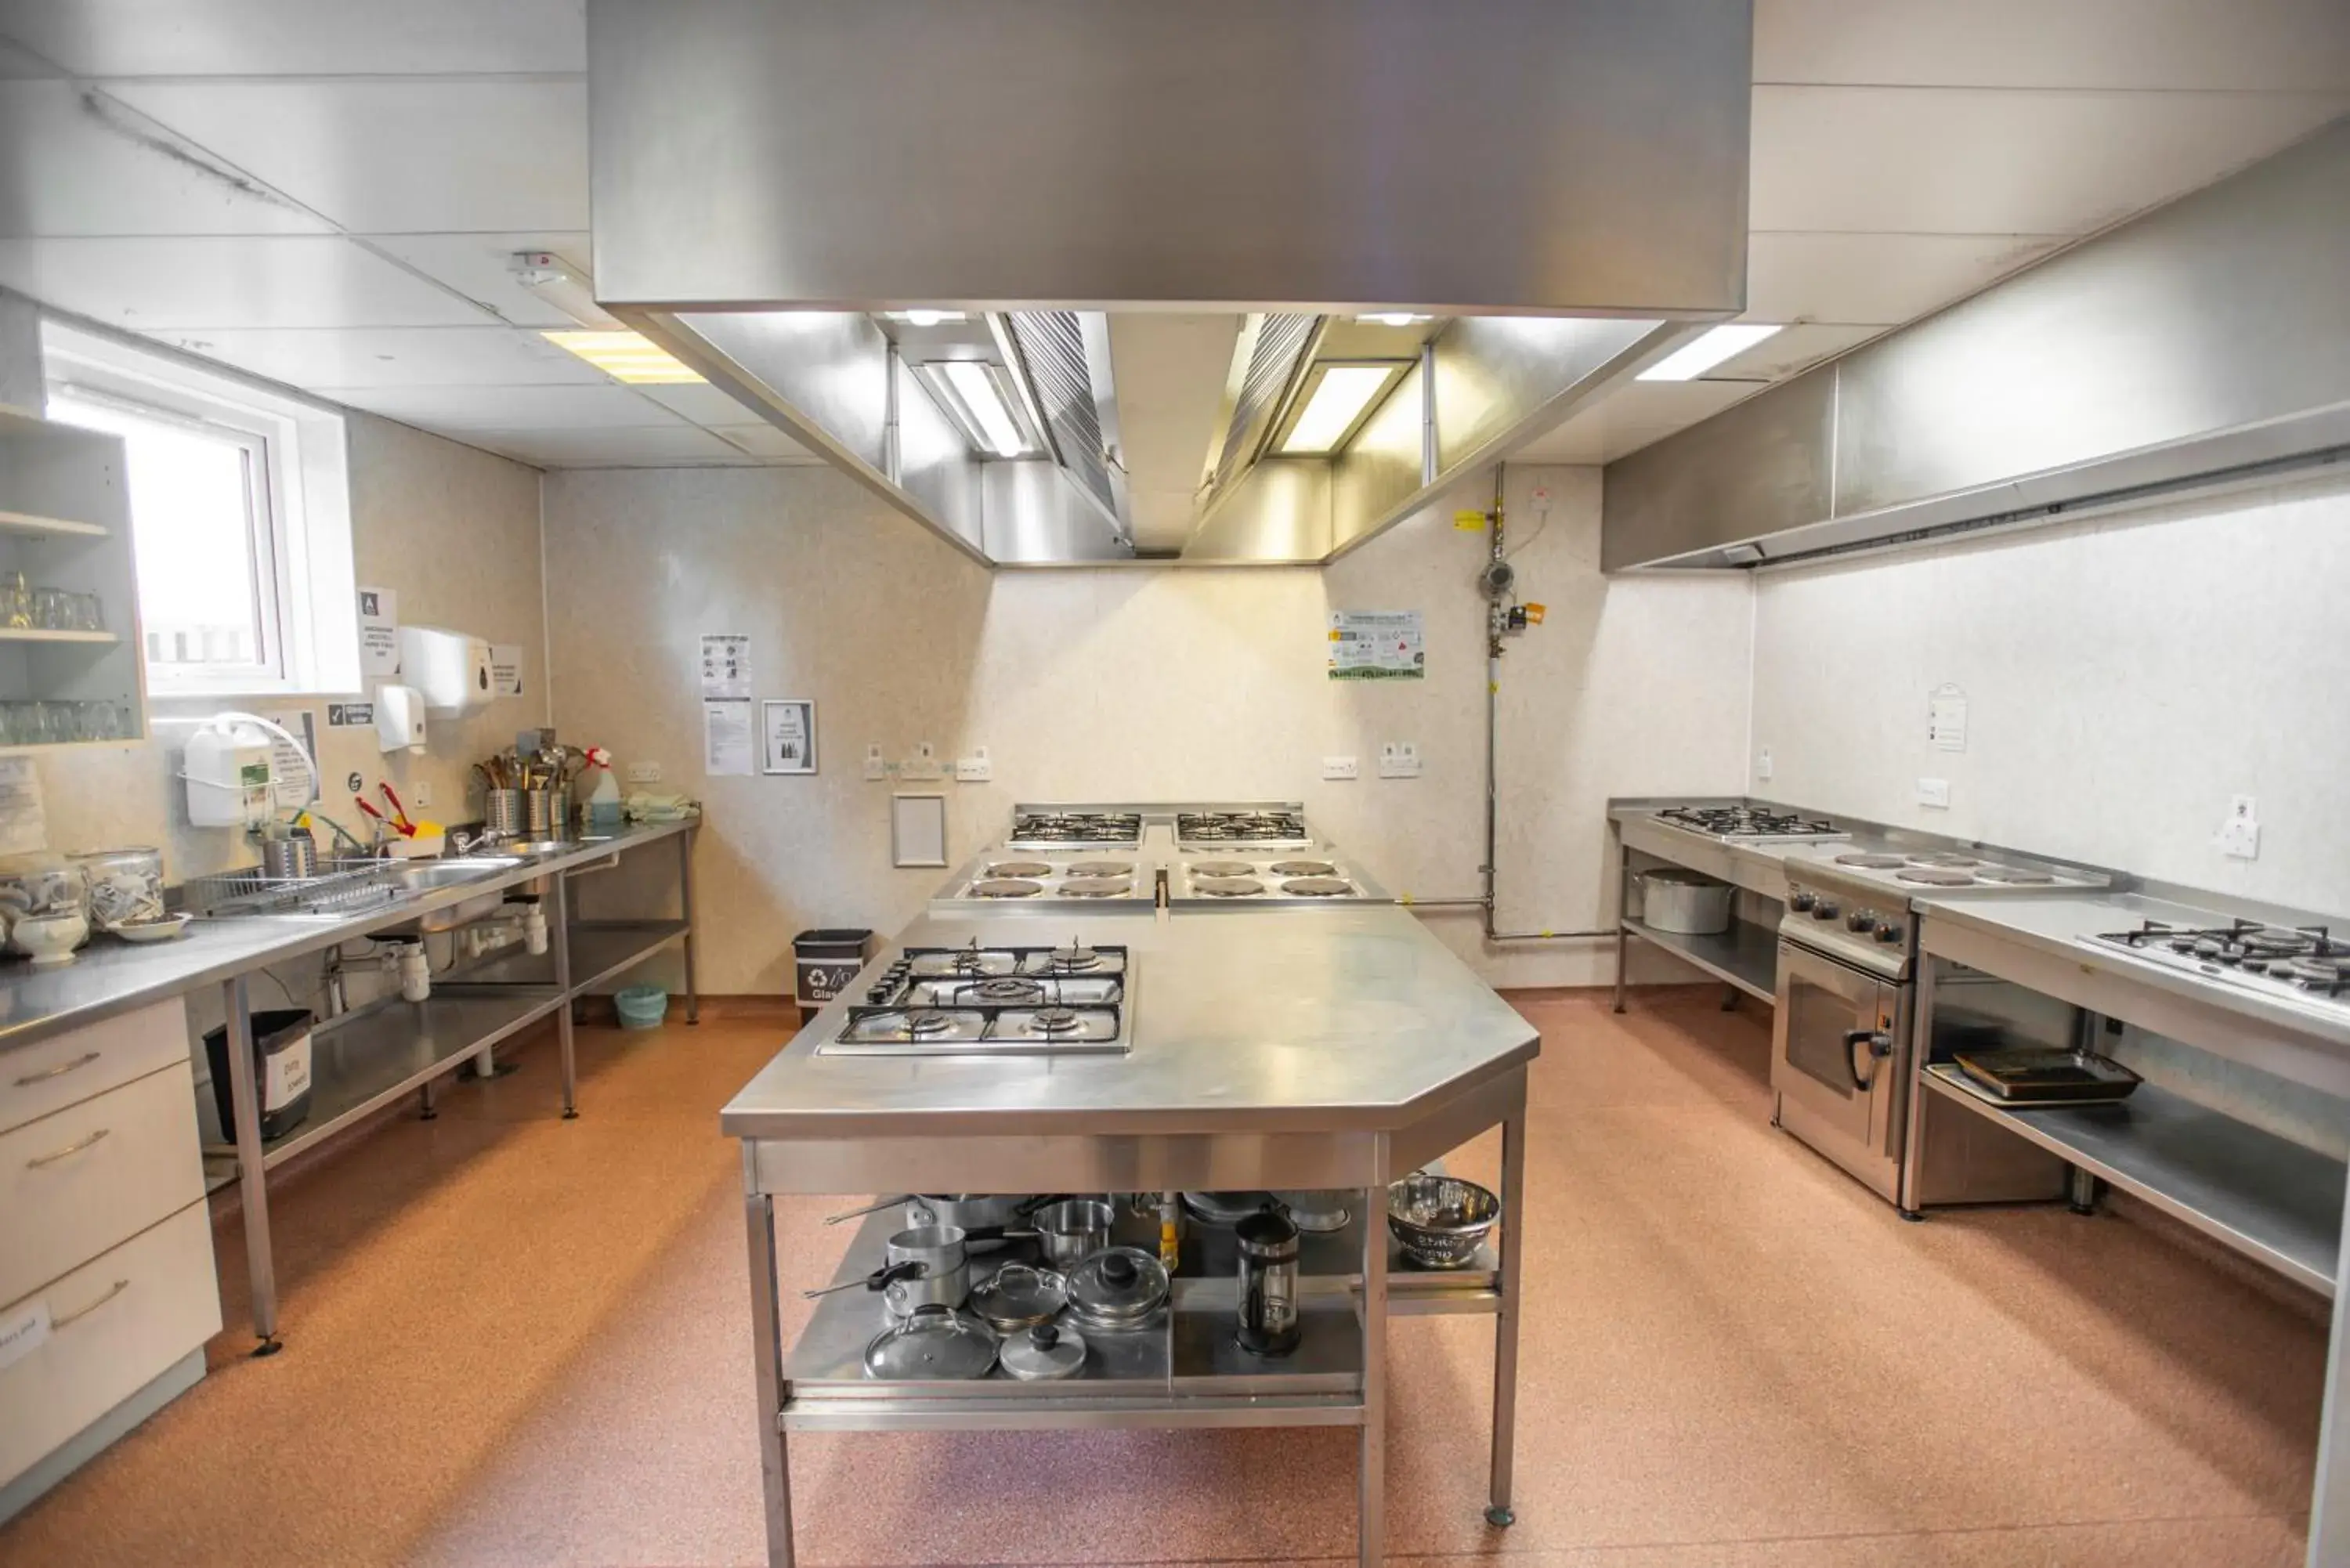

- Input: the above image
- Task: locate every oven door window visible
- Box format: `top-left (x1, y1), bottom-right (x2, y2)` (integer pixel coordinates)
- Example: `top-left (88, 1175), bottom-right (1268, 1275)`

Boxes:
top-left (1787, 975), bottom-right (1869, 1100)
top-left (1777, 952), bottom-right (1896, 1147)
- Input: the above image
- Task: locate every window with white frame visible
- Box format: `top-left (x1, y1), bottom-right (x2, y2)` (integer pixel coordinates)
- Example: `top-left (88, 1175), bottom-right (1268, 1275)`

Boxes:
top-left (40, 321), bottom-right (360, 698)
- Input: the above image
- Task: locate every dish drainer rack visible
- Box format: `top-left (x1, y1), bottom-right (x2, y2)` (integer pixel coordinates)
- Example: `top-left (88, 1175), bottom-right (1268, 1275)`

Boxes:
top-left (183, 858), bottom-right (406, 919)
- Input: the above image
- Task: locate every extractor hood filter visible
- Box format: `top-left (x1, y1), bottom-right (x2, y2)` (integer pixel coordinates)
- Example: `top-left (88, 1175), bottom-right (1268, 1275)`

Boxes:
top-left (1001, 310), bottom-right (1123, 526)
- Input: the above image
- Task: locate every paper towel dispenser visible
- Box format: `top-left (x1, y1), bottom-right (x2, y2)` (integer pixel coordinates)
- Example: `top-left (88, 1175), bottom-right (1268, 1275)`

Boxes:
top-left (397, 627), bottom-right (494, 717)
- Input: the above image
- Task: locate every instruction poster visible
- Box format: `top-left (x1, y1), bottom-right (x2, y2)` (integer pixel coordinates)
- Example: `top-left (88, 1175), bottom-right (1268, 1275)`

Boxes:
top-left (703, 699), bottom-right (754, 777)
top-left (1328, 610), bottom-right (1425, 681)
top-left (700, 634), bottom-right (751, 699)
top-left (357, 587), bottom-right (400, 677)
top-left (490, 643), bottom-right (525, 698)
top-left (0, 757), bottom-right (45, 855)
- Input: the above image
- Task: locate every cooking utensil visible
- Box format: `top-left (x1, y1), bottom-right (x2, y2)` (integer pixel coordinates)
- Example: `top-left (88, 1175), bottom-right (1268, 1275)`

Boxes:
top-left (1180, 1190), bottom-right (1276, 1225)
top-left (999, 1322), bottom-right (1086, 1381)
top-left (1235, 1207), bottom-right (1303, 1356)
top-left (1275, 1191), bottom-right (1352, 1233)
top-left (1386, 1172), bottom-right (1501, 1269)
top-left (967, 1263), bottom-right (1069, 1333)
top-left (862, 1305), bottom-right (1000, 1382)
top-left (1028, 1198), bottom-right (1113, 1268)
top-left (1953, 1047), bottom-right (2142, 1104)
top-left (1065, 1246), bottom-right (1169, 1331)
top-left (1640, 868), bottom-right (1734, 934)
top-left (258, 831), bottom-right (317, 881)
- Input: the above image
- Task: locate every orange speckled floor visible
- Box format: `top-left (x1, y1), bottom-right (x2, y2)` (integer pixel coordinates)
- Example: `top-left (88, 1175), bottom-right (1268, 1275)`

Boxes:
top-left (0, 988), bottom-right (2324, 1566)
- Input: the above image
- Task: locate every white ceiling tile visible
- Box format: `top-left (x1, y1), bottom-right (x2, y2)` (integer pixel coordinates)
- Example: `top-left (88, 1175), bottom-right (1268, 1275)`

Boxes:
top-left (316, 384), bottom-right (685, 432)
top-left (0, 235), bottom-right (486, 327)
top-left (461, 425), bottom-right (753, 468)
top-left (0, 81), bottom-right (333, 237)
top-left (0, 0), bottom-right (586, 77)
top-left (1751, 85), bottom-right (2350, 236)
top-left (1706, 322), bottom-right (1882, 382)
top-left (363, 233), bottom-right (592, 329)
top-left (1744, 231), bottom-right (2070, 326)
top-left (1755, 0), bottom-right (2350, 92)
top-left (1513, 382), bottom-right (1761, 465)
top-left (713, 421), bottom-right (819, 461)
top-left (104, 79), bottom-right (588, 233)
top-left (148, 327), bottom-right (607, 391)
top-left (632, 381), bottom-right (774, 425)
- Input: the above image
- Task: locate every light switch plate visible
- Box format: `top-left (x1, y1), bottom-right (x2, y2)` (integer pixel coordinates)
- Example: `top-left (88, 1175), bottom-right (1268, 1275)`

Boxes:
top-left (1757, 746), bottom-right (1773, 782)
top-left (955, 747), bottom-right (992, 782)
top-left (1916, 777), bottom-right (1950, 809)
top-left (2219, 794), bottom-right (2260, 860)
top-left (863, 744), bottom-right (887, 782)
top-left (1322, 755), bottom-right (1359, 781)
top-left (1377, 741), bottom-right (1422, 779)
top-left (627, 761), bottom-right (662, 784)
top-left (410, 780), bottom-right (432, 809)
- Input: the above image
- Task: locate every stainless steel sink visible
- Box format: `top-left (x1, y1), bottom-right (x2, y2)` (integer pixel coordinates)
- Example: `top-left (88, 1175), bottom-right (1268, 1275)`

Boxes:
top-left (382, 856), bottom-right (526, 934)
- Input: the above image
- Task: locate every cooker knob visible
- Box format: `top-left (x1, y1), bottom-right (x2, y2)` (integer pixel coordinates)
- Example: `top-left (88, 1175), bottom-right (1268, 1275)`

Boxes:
top-left (1788, 891), bottom-right (1816, 912)
top-left (1812, 900), bottom-right (1840, 921)
top-left (1875, 922), bottom-right (1903, 945)
top-left (1846, 909), bottom-right (1875, 932)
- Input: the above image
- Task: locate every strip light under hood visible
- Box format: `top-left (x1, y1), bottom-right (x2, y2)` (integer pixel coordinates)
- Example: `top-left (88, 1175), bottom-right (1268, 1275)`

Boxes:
top-left (1636, 323), bottom-right (1781, 381)
top-left (1274, 361), bottom-right (1411, 455)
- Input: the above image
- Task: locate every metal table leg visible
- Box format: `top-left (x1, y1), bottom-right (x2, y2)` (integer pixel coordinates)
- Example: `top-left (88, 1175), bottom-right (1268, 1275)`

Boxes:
top-left (678, 826), bottom-right (701, 1025)
top-left (553, 869), bottom-right (578, 1118)
top-left (745, 1149), bottom-right (795, 1567)
top-left (1611, 842), bottom-right (1631, 1013)
top-left (220, 977), bottom-right (281, 1356)
top-left (1359, 1153), bottom-right (1388, 1567)
top-left (2310, 1175), bottom-right (2350, 1568)
top-left (1896, 957), bottom-right (1936, 1219)
top-left (1488, 1089), bottom-right (1526, 1526)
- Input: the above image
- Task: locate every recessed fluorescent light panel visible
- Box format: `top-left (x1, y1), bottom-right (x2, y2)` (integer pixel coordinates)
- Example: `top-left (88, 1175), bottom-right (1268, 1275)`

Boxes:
top-left (1636, 323), bottom-right (1783, 381)
top-left (540, 331), bottom-right (706, 384)
top-left (1273, 361), bottom-right (1412, 456)
top-left (886, 309), bottom-right (969, 327)
top-left (913, 359), bottom-right (1041, 458)
top-left (1354, 313), bottom-right (1430, 327)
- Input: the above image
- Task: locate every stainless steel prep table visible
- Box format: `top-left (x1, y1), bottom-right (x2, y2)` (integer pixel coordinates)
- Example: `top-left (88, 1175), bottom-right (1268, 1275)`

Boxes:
top-left (723, 905), bottom-right (1540, 1568)
top-left (1905, 890), bottom-right (2350, 1568)
top-left (0, 818), bottom-right (702, 1352)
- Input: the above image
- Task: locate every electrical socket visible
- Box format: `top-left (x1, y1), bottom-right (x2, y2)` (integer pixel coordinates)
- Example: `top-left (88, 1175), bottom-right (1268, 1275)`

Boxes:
top-left (1757, 746), bottom-right (1773, 782)
top-left (1322, 755), bottom-right (1359, 781)
top-left (900, 741), bottom-right (947, 782)
top-left (1377, 741), bottom-right (1422, 779)
top-left (955, 746), bottom-right (992, 782)
top-left (2218, 794), bottom-right (2260, 860)
top-left (627, 761), bottom-right (662, 784)
top-left (410, 780), bottom-right (432, 810)
top-left (1916, 777), bottom-right (1950, 809)
top-left (863, 744), bottom-right (888, 782)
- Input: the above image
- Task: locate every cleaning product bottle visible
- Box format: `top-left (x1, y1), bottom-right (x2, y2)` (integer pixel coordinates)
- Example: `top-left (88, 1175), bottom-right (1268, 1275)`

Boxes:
top-left (584, 746), bottom-right (623, 831)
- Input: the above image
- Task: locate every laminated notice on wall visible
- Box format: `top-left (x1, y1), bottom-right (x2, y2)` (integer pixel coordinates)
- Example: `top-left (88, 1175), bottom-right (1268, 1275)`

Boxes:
top-left (0, 757), bottom-right (43, 854)
top-left (1929, 684), bottom-right (1969, 752)
top-left (703, 699), bottom-right (755, 777)
top-left (261, 710), bottom-right (320, 808)
top-left (490, 644), bottom-right (525, 698)
top-left (358, 587), bottom-right (400, 677)
top-left (700, 634), bottom-right (751, 699)
top-left (1329, 610), bottom-right (1425, 681)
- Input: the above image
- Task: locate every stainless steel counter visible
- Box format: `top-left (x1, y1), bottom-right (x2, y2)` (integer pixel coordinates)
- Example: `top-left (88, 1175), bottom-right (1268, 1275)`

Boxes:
top-left (722, 905), bottom-right (1538, 1141)
top-left (0, 818), bottom-right (698, 1057)
top-left (727, 900), bottom-right (1537, 1567)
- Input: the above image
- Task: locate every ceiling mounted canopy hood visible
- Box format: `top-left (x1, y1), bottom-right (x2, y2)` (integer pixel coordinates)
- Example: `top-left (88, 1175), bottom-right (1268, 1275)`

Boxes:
top-left (1604, 116), bottom-right (2350, 573)
top-left (586, 0), bottom-right (1754, 564)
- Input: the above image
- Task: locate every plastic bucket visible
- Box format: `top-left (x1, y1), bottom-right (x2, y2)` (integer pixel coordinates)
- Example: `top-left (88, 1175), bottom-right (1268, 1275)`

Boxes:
top-left (614, 985), bottom-right (669, 1030)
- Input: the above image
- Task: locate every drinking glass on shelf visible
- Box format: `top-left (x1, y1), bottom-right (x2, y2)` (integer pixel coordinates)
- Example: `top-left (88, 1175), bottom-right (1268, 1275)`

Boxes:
top-left (0, 572), bottom-right (28, 629)
top-left (0, 703), bottom-right (27, 746)
top-left (70, 594), bottom-right (102, 634)
top-left (31, 588), bottom-right (70, 630)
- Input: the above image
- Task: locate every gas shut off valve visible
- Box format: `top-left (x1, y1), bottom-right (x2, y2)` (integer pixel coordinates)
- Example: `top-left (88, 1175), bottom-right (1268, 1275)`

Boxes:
top-left (1475, 482), bottom-right (1548, 642)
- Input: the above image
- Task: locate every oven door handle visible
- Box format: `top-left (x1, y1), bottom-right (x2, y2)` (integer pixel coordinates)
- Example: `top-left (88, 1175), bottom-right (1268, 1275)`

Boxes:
top-left (1844, 1028), bottom-right (1894, 1091)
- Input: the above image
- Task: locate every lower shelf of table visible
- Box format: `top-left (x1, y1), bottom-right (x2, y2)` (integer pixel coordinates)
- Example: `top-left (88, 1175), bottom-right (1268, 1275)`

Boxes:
top-left (1622, 916), bottom-right (1778, 1003)
top-left (1923, 1063), bottom-right (2342, 1296)
top-left (456, 919), bottom-right (688, 993)
top-left (203, 986), bottom-right (564, 1184)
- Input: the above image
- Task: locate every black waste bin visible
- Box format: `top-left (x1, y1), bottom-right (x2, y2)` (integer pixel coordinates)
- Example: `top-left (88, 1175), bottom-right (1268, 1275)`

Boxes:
top-left (794, 928), bottom-right (875, 1020)
top-left (204, 1008), bottom-right (316, 1142)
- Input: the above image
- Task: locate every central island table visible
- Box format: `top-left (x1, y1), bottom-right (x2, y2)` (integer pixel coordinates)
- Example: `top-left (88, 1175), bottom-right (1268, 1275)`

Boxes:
top-left (722, 905), bottom-right (1540, 1566)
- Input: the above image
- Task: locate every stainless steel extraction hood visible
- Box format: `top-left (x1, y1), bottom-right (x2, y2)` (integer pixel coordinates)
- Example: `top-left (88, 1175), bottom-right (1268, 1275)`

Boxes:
top-left (585, 0), bottom-right (1753, 565)
top-left (1603, 114), bottom-right (2350, 573)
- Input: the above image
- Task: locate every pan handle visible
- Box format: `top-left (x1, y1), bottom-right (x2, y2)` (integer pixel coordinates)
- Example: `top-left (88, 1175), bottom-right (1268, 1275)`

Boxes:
top-left (825, 1194), bottom-right (911, 1227)
top-left (801, 1261), bottom-right (922, 1299)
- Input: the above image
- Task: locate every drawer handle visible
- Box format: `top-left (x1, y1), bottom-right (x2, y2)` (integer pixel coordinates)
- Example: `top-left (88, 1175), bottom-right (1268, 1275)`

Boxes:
top-left (52, 1278), bottom-right (129, 1330)
top-left (13, 1050), bottom-right (101, 1087)
top-left (27, 1127), bottom-right (110, 1168)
